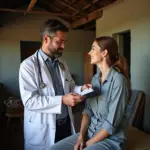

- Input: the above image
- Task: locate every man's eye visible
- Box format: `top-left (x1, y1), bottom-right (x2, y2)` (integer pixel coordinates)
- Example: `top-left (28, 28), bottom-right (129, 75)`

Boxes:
top-left (56, 41), bottom-right (60, 44)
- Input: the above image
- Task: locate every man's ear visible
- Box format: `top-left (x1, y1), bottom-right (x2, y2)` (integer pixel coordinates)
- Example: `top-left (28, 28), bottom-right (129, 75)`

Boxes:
top-left (103, 49), bottom-right (108, 57)
top-left (43, 35), bottom-right (49, 44)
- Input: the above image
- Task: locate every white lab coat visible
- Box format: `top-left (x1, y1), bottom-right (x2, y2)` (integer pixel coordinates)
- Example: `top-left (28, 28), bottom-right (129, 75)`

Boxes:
top-left (19, 50), bottom-right (82, 150)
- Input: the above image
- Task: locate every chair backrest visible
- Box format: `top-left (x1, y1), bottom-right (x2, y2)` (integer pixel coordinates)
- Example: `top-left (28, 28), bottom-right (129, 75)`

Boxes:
top-left (126, 90), bottom-right (145, 130)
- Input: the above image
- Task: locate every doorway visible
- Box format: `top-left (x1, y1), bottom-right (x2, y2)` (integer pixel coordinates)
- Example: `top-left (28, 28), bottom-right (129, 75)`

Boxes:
top-left (20, 41), bottom-right (41, 62)
top-left (113, 30), bottom-right (131, 78)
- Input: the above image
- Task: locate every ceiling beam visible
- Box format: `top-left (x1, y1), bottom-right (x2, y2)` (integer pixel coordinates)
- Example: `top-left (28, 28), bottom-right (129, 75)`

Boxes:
top-left (83, 0), bottom-right (99, 10)
top-left (41, 1), bottom-right (78, 21)
top-left (70, 0), bottom-right (78, 5)
top-left (55, 0), bottom-right (87, 18)
top-left (55, 0), bottom-right (78, 13)
top-left (45, 3), bottom-right (77, 21)
top-left (0, 8), bottom-right (72, 17)
top-left (43, 2), bottom-right (70, 16)
top-left (72, 0), bottom-right (99, 17)
top-left (71, 9), bottom-right (103, 28)
top-left (24, 0), bottom-right (37, 16)
top-left (49, 3), bottom-right (68, 15)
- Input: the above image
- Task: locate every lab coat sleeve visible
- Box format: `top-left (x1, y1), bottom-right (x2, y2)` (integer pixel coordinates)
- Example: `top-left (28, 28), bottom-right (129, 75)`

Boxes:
top-left (19, 60), bottom-right (62, 114)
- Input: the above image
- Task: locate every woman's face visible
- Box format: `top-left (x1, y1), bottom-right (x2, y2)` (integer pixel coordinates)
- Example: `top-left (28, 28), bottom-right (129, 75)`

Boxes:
top-left (88, 41), bottom-right (104, 65)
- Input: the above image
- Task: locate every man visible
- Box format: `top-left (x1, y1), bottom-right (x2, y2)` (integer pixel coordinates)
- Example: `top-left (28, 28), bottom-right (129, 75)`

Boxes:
top-left (19, 19), bottom-right (89, 150)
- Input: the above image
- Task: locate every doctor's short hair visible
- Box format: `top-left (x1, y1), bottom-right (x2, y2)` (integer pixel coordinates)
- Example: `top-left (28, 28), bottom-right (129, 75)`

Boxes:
top-left (40, 19), bottom-right (68, 41)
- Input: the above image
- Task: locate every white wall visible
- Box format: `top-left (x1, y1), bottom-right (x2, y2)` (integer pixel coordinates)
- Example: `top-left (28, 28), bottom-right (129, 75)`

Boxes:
top-left (0, 14), bottom-right (95, 97)
top-left (96, 0), bottom-right (150, 132)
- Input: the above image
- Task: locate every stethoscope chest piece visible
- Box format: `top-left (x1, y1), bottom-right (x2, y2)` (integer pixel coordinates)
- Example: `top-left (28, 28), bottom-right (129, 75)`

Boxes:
top-left (40, 82), bottom-right (46, 89)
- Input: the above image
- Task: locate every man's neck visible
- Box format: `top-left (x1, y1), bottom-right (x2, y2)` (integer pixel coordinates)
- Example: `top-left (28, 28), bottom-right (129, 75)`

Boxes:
top-left (41, 45), bottom-right (51, 57)
top-left (42, 47), bottom-right (57, 60)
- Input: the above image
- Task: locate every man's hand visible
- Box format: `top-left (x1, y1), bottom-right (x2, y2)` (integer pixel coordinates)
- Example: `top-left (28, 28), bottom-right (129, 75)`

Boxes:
top-left (74, 135), bottom-right (85, 150)
top-left (85, 138), bottom-right (96, 147)
top-left (81, 84), bottom-right (92, 92)
top-left (62, 93), bottom-right (84, 107)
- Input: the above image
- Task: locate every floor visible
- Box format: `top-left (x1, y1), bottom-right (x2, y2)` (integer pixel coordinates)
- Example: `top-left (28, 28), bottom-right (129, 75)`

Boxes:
top-left (0, 114), bottom-right (24, 150)
top-left (0, 103), bottom-right (84, 150)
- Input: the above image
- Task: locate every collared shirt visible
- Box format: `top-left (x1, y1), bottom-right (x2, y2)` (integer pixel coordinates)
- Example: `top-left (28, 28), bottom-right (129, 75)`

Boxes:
top-left (39, 49), bottom-right (68, 120)
top-left (82, 67), bottom-right (129, 143)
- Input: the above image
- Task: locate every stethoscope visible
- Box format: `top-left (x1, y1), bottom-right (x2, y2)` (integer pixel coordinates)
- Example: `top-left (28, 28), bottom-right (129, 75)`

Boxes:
top-left (37, 50), bottom-right (65, 89)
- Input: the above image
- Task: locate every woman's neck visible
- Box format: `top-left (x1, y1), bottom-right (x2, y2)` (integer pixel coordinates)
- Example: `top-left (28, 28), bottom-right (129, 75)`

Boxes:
top-left (97, 62), bottom-right (111, 83)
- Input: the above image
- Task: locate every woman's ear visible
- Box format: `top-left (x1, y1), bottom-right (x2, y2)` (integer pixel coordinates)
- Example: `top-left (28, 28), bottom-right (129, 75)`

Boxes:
top-left (102, 49), bottom-right (108, 57)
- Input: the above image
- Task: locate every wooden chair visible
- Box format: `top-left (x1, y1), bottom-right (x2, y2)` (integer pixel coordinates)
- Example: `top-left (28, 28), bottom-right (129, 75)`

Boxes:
top-left (127, 90), bottom-right (150, 150)
top-left (4, 98), bottom-right (24, 131)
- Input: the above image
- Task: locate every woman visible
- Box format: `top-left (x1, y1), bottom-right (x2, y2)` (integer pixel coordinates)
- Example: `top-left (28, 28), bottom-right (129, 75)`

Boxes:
top-left (50, 36), bottom-right (129, 150)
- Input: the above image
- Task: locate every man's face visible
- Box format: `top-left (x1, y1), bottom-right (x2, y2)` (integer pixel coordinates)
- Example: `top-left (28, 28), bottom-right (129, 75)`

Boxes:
top-left (45, 30), bottom-right (67, 58)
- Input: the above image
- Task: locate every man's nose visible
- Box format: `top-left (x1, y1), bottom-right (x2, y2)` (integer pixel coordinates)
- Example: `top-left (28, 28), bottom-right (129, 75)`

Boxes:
top-left (60, 43), bottom-right (64, 49)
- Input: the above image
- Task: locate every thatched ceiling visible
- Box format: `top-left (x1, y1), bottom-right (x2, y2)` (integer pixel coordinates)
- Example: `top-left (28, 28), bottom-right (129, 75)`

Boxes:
top-left (0, 0), bottom-right (118, 30)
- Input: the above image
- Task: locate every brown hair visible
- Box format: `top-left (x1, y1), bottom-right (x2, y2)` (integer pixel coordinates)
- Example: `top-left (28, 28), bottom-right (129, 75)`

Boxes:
top-left (114, 55), bottom-right (129, 80)
top-left (95, 36), bottom-right (131, 98)
top-left (95, 36), bottom-right (119, 65)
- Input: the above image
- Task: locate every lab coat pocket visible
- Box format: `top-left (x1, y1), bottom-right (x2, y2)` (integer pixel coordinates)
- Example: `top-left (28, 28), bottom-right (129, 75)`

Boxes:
top-left (28, 122), bottom-right (48, 147)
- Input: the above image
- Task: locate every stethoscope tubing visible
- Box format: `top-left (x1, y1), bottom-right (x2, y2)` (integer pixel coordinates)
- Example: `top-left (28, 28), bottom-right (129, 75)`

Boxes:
top-left (36, 50), bottom-right (65, 89)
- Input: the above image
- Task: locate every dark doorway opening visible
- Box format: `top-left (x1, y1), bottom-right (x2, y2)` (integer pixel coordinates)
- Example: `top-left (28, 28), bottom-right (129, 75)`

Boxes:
top-left (113, 30), bottom-right (131, 78)
top-left (20, 41), bottom-right (41, 62)
top-left (121, 31), bottom-right (131, 77)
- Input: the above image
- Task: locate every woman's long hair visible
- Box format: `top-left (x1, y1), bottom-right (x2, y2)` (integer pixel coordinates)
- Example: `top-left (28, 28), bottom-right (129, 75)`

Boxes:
top-left (95, 36), bottom-right (131, 97)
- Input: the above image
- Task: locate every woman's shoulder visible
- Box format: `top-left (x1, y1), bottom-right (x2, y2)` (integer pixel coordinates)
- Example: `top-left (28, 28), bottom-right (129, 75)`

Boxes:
top-left (112, 68), bottom-right (127, 87)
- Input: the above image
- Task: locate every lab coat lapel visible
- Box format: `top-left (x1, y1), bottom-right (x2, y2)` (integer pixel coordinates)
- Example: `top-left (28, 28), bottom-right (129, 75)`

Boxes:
top-left (58, 59), bottom-right (65, 88)
top-left (36, 51), bottom-right (53, 88)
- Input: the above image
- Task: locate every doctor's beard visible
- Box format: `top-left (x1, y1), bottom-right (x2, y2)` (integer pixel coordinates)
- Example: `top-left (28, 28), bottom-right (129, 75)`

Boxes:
top-left (50, 48), bottom-right (64, 58)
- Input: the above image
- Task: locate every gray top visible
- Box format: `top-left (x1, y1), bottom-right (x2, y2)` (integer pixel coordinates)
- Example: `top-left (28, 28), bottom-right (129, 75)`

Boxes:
top-left (82, 67), bottom-right (129, 143)
top-left (39, 49), bottom-right (68, 120)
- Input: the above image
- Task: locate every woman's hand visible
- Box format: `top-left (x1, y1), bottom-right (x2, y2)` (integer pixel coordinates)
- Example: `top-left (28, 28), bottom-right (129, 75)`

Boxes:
top-left (74, 135), bottom-right (85, 150)
top-left (85, 138), bottom-right (96, 147)
top-left (81, 84), bottom-right (92, 92)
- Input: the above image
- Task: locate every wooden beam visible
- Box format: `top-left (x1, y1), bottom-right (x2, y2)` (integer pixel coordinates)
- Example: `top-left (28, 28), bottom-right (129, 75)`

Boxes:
top-left (0, 8), bottom-right (72, 17)
top-left (44, 3), bottom-right (70, 16)
top-left (55, 0), bottom-right (78, 13)
top-left (24, 0), bottom-right (37, 16)
top-left (40, 2), bottom-right (78, 21)
top-left (83, 0), bottom-right (99, 10)
top-left (46, 3), bottom-right (77, 21)
top-left (56, 0), bottom-right (87, 18)
top-left (71, 9), bottom-right (103, 28)
top-left (72, 0), bottom-right (99, 17)
top-left (70, 0), bottom-right (78, 5)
